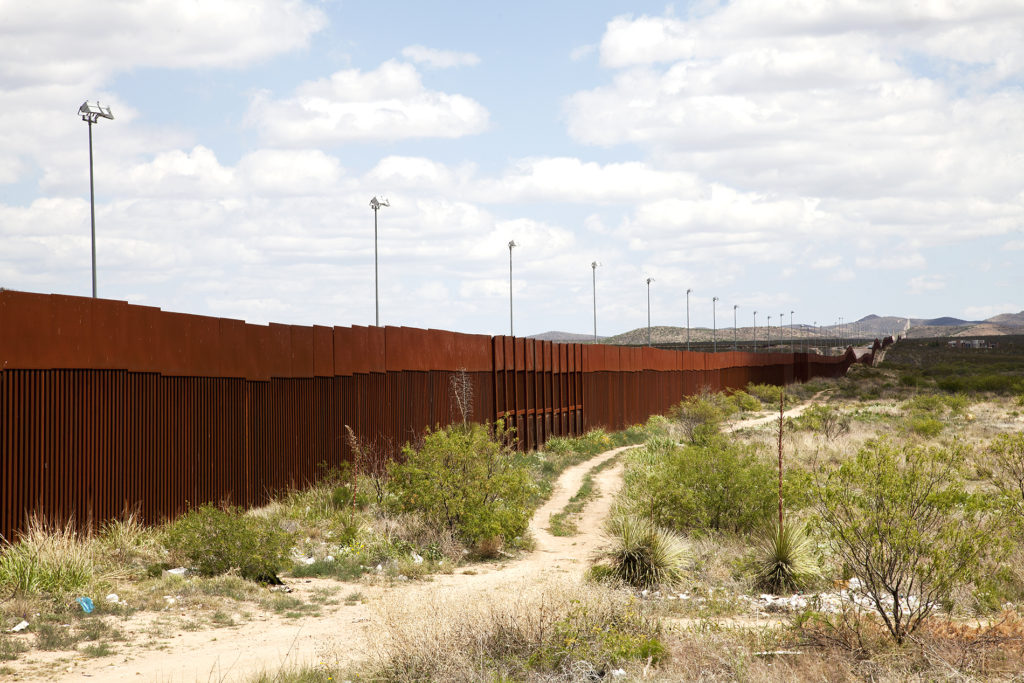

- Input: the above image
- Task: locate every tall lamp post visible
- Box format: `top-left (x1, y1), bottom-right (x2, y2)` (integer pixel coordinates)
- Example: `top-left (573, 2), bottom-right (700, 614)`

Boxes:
top-left (686, 288), bottom-right (692, 351)
top-left (369, 196), bottom-right (389, 326)
top-left (733, 304), bottom-right (738, 351)
top-left (79, 101), bottom-right (114, 298)
top-left (591, 261), bottom-right (600, 343)
top-left (753, 310), bottom-right (758, 352)
top-left (508, 240), bottom-right (518, 336)
top-left (646, 277), bottom-right (655, 346)
top-left (712, 296), bottom-right (719, 352)
top-left (790, 310), bottom-right (794, 353)
top-left (767, 315), bottom-right (772, 349)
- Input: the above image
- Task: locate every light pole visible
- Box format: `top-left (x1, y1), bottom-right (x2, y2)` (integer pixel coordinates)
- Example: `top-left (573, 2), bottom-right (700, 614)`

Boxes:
top-left (646, 278), bottom-right (655, 346)
top-left (712, 297), bottom-right (719, 352)
top-left (733, 304), bottom-right (739, 351)
top-left (753, 310), bottom-right (758, 352)
top-left (686, 288), bottom-right (692, 351)
top-left (790, 310), bottom-right (794, 353)
top-left (767, 315), bottom-right (772, 349)
top-left (369, 196), bottom-right (389, 326)
top-left (79, 101), bottom-right (114, 298)
top-left (591, 261), bottom-right (600, 343)
top-left (508, 240), bottom-right (518, 336)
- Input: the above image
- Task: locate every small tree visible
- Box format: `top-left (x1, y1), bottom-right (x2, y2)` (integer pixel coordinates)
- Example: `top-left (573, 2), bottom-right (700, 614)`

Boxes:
top-left (387, 421), bottom-right (536, 548)
top-left (987, 432), bottom-right (1024, 515)
top-left (816, 438), bottom-right (1007, 644)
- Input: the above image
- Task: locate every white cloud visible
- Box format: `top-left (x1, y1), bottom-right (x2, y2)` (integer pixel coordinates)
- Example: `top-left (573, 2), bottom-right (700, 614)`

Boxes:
top-left (0, 1), bottom-right (326, 87)
top-left (812, 256), bottom-right (842, 269)
top-left (570, 44), bottom-right (597, 61)
top-left (401, 45), bottom-right (480, 68)
top-left (909, 275), bottom-right (945, 294)
top-left (246, 60), bottom-right (489, 144)
top-left (855, 252), bottom-right (926, 269)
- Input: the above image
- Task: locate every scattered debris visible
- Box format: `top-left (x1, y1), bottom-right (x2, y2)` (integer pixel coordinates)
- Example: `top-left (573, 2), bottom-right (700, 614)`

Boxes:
top-left (9, 620), bottom-right (29, 632)
top-left (76, 597), bottom-right (94, 613)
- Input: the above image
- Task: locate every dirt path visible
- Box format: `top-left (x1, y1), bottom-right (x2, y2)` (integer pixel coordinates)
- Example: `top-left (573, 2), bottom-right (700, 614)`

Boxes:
top-left (12, 399), bottom-right (819, 681)
top-left (9, 446), bottom-right (635, 682)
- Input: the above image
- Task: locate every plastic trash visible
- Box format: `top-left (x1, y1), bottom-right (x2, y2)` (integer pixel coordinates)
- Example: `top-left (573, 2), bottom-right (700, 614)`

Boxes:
top-left (163, 567), bottom-right (188, 577)
top-left (76, 597), bottom-right (94, 613)
top-left (411, 552), bottom-right (423, 564)
top-left (10, 620), bottom-right (29, 632)
top-left (105, 593), bottom-right (119, 604)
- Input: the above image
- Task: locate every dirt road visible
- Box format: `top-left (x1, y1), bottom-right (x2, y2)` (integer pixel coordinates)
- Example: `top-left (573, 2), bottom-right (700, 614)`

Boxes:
top-left (10, 445), bottom-right (633, 682)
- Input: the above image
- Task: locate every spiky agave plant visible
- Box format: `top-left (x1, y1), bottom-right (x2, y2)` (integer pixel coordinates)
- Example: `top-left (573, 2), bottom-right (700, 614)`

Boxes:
top-left (754, 521), bottom-right (820, 594)
top-left (600, 514), bottom-right (690, 589)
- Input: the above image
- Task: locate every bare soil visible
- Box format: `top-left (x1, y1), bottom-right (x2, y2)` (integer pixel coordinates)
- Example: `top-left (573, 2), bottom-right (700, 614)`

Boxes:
top-left (5, 445), bottom-right (634, 682)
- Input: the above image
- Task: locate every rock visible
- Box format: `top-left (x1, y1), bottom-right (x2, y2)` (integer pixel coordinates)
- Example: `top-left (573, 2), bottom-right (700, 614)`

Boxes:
top-left (411, 552), bottom-right (423, 564)
top-left (325, 555), bottom-right (335, 562)
top-left (164, 567), bottom-right (188, 577)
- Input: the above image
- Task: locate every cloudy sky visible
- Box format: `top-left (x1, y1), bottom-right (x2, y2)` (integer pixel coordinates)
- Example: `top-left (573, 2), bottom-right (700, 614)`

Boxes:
top-left (2, 1), bottom-right (1023, 336)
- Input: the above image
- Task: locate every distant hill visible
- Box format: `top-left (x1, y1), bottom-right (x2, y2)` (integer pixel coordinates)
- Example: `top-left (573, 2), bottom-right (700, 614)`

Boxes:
top-left (528, 331), bottom-right (605, 342)
top-left (538, 311), bottom-right (1024, 346)
top-left (987, 311), bottom-right (1024, 326)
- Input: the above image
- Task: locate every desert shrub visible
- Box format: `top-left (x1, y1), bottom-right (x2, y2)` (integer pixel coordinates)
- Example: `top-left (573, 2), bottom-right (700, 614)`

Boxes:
top-left (596, 513), bottom-right (689, 589)
top-left (906, 414), bottom-right (944, 437)
top-left (163, 504), bottom-right (292, 582)
top-left (816, 437), bottom-right (1009, 644)
top-left (669, 393), bottom-right (730, 443)
top-left (792, 404), bottom-right (851, 441)
top-left (0, 519), bottom-right (98, 596)
top-left (728, 389), bottom-right (762, 412)
top-left (987, 432), bottom-right (1024, 515)
top-left (387, 422), bottom-right (536, 548)
top-left (753, 521), bottom-right (820, 594)
top-left (621, 435), bottom-right (796, 534)
top-left (746, 383), bottom-right (796, 407)
top-left (364, 579), bottom-right (663, 681)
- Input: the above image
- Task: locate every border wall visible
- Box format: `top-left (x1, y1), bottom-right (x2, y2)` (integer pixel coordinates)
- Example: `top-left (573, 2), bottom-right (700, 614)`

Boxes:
top-left (0, 290), bottom-right (869, 542)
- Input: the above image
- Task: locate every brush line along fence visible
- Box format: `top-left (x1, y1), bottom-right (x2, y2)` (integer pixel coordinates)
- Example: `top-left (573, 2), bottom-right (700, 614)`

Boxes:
top-left (0, 290), bottom-right (875, 542)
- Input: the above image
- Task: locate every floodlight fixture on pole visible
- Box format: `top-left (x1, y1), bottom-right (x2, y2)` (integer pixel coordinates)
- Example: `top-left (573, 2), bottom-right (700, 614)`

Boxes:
top-left (753, 310), bottom-right (758, 352)
top-left (369, 196), bottom-right (389, 326)
top-left (686, 288), bottom-right (692, 351)
top-left (508, 240), bottom-right (518, 336)
top-left (646, 278), bottom-right (655, 346)
top-left (591, 261), bottom-right (601, 343)
top-left (733, 304), bottom-right (738, 351)
top-left (79, 101), bottom-right (114, 298)
top-left (712, 297), bottom-right (719, 353)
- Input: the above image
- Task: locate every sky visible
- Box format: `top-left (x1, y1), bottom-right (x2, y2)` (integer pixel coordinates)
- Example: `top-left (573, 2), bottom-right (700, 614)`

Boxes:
top-left (2, 0), bottom-right (1023, 337)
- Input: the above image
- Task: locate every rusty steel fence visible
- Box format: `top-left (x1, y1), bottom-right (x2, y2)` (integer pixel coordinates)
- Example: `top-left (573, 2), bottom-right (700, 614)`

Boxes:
top-left (0, 290), bottom-right (863, 542)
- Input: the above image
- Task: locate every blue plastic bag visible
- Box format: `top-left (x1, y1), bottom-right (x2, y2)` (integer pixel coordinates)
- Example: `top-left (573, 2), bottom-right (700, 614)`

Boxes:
top-left (76, 597), bottom-right (94, 613)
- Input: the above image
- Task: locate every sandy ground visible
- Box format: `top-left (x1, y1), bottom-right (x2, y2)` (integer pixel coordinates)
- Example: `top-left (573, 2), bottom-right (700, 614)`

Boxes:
top-left (8, 402), bottom-right (808, 682)
top-left (6, 445), bottom-right (634, 682)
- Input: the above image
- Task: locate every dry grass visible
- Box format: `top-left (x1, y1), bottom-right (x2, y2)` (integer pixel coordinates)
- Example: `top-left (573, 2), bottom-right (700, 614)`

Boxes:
top-left (360, 578), bottom-right (662, 681)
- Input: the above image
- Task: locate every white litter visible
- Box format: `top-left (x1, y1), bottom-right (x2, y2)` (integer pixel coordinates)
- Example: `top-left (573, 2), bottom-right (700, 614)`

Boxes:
top-left (411, 553), bottom-right (423, 564)
top-left (105, 593), bottom-right (119, 604)
top-left (10, 620), bottom-right (29, 632)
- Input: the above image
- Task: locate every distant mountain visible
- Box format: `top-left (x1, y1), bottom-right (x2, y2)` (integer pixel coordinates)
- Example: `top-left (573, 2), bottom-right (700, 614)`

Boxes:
top-left (986, 311), bottom-right (1024, 326)
top-left (917, 316), bottom-right (978, 327)
top-left (528, 331), bottom-right (605, 342)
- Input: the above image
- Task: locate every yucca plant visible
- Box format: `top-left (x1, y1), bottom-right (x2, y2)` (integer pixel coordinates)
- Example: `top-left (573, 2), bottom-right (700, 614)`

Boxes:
top-left (599, 514), bottom-right (690, 589)
top-left (753, 521), bottom-right (820, 594)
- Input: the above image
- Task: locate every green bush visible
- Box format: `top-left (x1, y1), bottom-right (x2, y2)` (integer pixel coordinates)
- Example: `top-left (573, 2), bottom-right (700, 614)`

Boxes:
top-left (792, 404), bottom-right (850, 441)
top-left (816, 437), bottom-right (1009, 644)
top-left (907, 414), bottom-right (944, 437)
top-left (620, 435), bottom-right (793, 534)
top-left (163, 504), bottom-right (292, 582)
top-left (596, 514), bottom-right (689, 589)
top-left (387, 422), bottom-right (537, 547)
top-left (669, 394), bottom-right (730, 443)
top-left (745, 383), bottom-right (796, 407)
top-left (729, 390), bottom-right (762, 412)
